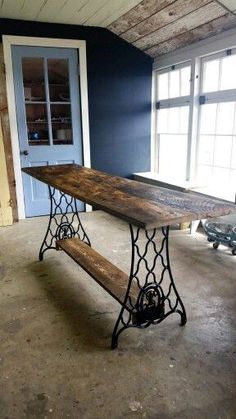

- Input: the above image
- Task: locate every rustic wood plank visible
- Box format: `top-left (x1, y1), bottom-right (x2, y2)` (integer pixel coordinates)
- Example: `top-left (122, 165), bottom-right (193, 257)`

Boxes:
top-left (122, 0), bottom-right (210, 43)
top-left (148, 12), bottom-right (236, 56)
top-left (69, 0), bottom-right (115, 25)
top-left (99, 0), bottom-right (145, 27)
top-left (0, 44), bottom-right (18, 222)
top-left (0, 0), bottom-right (46, 20)
top-left (108, 0), bottom-right (176, 35)
top-left (0, 118), bottom-right (13, 226)
top-left (22, 164), bottom-right (236, 230)
top-left (218, 0), bottom-right (236, 12)
top-left (57, 237), bottom-right (138, 311)
top-left (133, 1), bottom-right (226, 51)
top-left (80, 0), bottom-right (143, 27)
top-left (35, 0), bottom-right (72, 21)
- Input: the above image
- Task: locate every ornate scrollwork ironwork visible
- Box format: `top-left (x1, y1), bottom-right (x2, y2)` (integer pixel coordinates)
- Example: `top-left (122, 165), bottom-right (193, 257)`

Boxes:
top-left (56, 222), bottom-right (75, 240)
top-left (111, 225), bottom-right (187, 349)
top-left (39, 186), bottom-right (91, 260)
top-left (134, 283), bottom-right (165, 325)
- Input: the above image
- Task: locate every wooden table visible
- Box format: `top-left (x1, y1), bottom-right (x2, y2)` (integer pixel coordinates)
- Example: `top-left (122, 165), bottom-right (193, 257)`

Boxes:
top-left (22, 164), bottom-right (236, 348)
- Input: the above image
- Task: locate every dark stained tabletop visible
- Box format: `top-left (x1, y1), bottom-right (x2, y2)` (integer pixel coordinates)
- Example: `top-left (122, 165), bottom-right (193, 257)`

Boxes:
top-left (22, 164), bottom-right (236, 230)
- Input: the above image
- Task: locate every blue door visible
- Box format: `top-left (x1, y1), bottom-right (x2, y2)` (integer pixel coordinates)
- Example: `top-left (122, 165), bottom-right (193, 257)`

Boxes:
top-left (12, 46), bottom-right (84, 216)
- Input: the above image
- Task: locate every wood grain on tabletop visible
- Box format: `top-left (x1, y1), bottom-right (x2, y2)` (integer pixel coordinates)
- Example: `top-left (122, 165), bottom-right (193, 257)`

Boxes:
top-left (22, 164), bottom-right (236, 230)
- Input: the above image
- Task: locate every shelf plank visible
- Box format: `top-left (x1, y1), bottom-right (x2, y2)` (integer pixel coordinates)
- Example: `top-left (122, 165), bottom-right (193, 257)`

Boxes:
top-left (22, 164), bottom-right (236, 230)
top-left (56, 237), bottom-right (138, 311)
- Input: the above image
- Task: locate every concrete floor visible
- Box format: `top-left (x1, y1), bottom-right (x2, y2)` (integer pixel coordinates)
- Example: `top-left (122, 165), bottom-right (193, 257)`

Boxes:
top-left (0, 211), bottom-right (236, 419)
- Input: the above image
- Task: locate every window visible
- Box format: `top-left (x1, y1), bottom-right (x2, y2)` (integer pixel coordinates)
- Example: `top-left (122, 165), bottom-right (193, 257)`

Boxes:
top-left (154, 43), bottom-right (236, 201)
top-left (155, 63), bottom-right (191, 180)
top-left (197, 49), bottom-right (236, 196)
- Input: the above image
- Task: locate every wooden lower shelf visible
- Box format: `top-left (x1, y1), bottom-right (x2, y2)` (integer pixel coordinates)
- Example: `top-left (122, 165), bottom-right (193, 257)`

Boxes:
top-left (56, 238), bottom-right (139, 311)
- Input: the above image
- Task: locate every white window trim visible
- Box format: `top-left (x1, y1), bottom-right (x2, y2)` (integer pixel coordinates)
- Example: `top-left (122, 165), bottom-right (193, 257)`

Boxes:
top-left (3, 35), bottom-right (91, 219)
top-left (154, 61), bottom-right (193, 179)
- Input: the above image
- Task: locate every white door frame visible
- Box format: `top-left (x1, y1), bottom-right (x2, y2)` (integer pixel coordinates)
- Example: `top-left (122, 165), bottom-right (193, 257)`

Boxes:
top-left (3, 35), bottom-right (91, 219)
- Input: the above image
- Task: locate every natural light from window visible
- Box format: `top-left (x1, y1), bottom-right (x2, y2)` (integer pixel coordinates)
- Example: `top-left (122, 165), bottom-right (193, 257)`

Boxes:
top-left (197, 52), bottom-right (236, 199)
top-left (156, 63), bottom-right (191, 181)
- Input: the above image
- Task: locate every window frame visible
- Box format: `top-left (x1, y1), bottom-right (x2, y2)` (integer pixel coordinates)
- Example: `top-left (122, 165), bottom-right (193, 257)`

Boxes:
top-left (196, 48), bottom-right (236, 190)
top-left (154, 60), bottom-right (194, 179)
top-left (153, 32), bottom-right (236, 191)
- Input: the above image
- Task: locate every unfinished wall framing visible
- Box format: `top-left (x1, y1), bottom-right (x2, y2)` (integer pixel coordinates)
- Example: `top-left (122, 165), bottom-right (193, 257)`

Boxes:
top-left (0, 43), bottom-right (17, 226)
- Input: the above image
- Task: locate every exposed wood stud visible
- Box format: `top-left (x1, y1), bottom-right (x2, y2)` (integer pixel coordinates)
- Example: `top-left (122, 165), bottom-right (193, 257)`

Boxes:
top-left (0, 44), bottom-right (18, 222)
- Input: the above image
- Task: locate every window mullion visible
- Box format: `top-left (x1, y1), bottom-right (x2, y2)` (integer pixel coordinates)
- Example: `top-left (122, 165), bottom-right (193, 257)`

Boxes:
top-left (187, 57), bottom-right (200, 181)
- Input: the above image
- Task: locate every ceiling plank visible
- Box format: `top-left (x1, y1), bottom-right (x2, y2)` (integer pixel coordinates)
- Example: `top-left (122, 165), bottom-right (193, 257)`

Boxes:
top-left (36, 0), bottom-right (74, 21)
top-left (216, 0), bottom-right (236, 11)
top-left (0, 0), bottom-right (45, 20)
top-left (52, 0), bottom-right (87, 23)
top-left (122, 0), bottom-right (211, 43)
top-left (107, 0), bottom-right (176, 35)
top-left (99, 0), bottom-right (143, 27)
top-left (15, 0), bottom-right (47, 20)
top-left (68, 0), bottom-right (113, 25)
top-left (85, 0), bottom-right (143, 27)
top-left (132, 1), bottom-right (226, 50)
top-left (147, 12), bottom-right (236, 57)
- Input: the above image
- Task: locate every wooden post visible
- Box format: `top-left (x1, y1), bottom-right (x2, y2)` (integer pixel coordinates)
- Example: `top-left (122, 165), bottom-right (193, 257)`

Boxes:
top-left (0, 118), bottom-right (13, 226)
top-left (0, 43), bottom-right (18, 225)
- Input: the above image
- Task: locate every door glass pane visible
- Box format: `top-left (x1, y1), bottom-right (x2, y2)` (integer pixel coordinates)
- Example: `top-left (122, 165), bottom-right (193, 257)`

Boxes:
top-left (169, 69), bottom-right (180, 98)
top-left (157, 72), bottom-right (168, 100)
top-left (220, 54), bottom-right (236, 91)
top-left (157, 65), bottom-right (190, 100)
top-left (180, 66), bottom-right (191, 96)
top-left (51, 104), bottom-right (72, 145)
top-left (26, 103), bottom-right (49, 146)
top-left (202, 59), bottom-right (220, 92)
top-left (158, 134), bottom-right (188, 180)
top-left (22, 57), bottom-right (46, 102)
top-left (48, 58), bottom-right (70, 103)
top-left (216, 102), bottom-right (235, 135)
top-left (48, 59), bottom-right (73, 145)
top-left (22, 57), bottom-right (49, 146)
top-left (157, 106), bottom-right (189, 180)
top-left (200, 104), bottom-right (217, 134)
top-left (212, 167), bottom-right (230, 188)
top-left (198, 135), bottom-right (214, 165)
top-left (214, 135), bottom-right (232, 167)
top-left (231, 137), bottom-right (236, 169)
top-left (197, 165), bottom-right (213, 184)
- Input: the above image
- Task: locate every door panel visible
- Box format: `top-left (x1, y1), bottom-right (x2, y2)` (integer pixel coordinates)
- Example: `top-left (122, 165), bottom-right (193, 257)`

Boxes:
top-left (12, 46), bottom-right (84, 217)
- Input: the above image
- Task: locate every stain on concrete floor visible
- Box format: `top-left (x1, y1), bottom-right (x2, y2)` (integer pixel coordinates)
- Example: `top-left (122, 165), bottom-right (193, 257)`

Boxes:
top-left (0, 211), bottom-right (236, 418)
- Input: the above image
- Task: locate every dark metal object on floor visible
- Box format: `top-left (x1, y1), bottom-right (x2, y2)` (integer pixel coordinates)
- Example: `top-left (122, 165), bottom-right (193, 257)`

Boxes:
top-left (39, 186), bottom-right (91, 261)
top-left (204, 221), bottom-right (236, 255)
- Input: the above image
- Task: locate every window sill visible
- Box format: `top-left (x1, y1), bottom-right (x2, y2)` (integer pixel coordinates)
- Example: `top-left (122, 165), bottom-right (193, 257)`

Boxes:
top-left (133, 172), bottom-right (235, 204)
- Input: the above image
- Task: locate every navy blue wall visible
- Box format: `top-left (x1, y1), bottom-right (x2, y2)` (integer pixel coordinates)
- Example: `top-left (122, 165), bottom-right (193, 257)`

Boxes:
top-left (0, 19), bottom-right (153, 177)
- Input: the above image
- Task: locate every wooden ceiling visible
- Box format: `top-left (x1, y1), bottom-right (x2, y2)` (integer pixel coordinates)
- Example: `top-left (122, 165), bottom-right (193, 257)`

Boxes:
top-left (0, 0), bottom-right (143, 27)
top-left (1, 0), bottom-right (236, 58)
top-left (108, 0), bottom-right (236, 57)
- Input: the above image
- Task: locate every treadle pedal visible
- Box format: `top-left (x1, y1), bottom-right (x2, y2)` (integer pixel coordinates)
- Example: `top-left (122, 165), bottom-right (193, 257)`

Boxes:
top-left (132, 302), bottom-right (165, 326)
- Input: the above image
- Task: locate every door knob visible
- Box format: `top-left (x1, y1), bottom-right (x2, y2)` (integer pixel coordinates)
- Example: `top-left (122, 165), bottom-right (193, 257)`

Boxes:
top-left (20, 150), bottom-right (29, 156)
